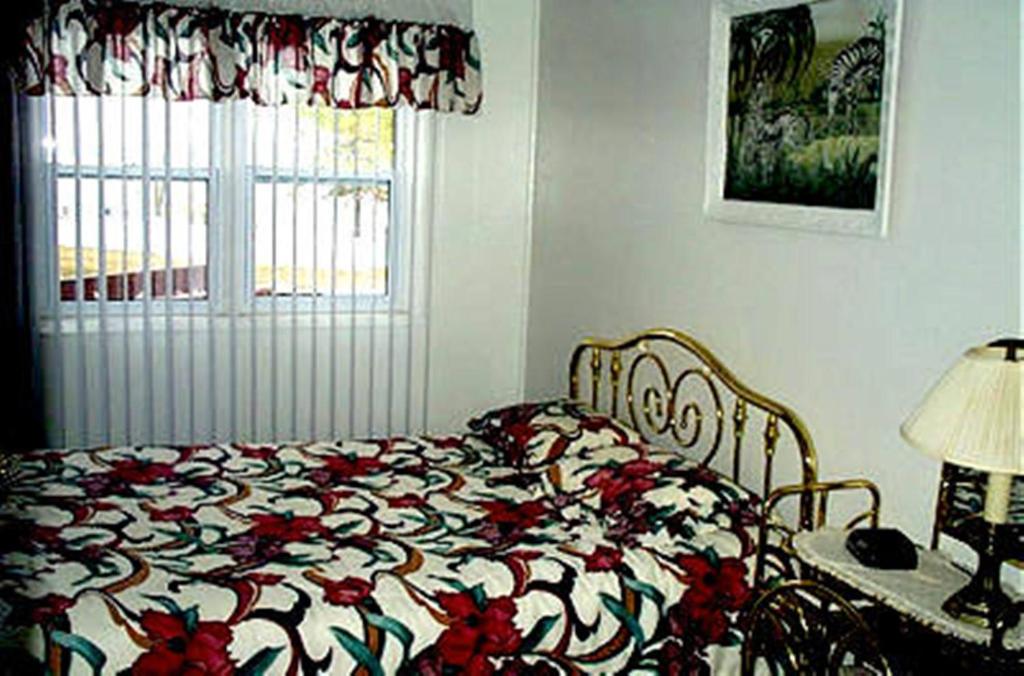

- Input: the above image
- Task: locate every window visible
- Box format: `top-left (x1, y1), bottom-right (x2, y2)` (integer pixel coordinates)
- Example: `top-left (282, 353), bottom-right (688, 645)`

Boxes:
top-left (250, 105), bottom-right (395, 300)
top-left (43, 97), bottom-right (402, 313)
top-left (53, 97), bottom-right (211, 302)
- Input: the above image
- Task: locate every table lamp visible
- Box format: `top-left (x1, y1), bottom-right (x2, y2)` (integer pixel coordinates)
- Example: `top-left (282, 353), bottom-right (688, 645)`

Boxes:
top-left (900, 338), bottom-right (1022, 628)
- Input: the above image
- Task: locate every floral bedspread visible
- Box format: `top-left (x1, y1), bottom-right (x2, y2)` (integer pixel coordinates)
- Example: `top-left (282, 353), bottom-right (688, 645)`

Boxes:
top-left (0, 436), bottom-right (759, 675)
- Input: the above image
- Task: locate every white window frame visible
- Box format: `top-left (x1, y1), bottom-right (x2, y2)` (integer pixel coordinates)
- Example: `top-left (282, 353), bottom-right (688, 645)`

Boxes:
top-left (30, 97), bottom-right (416, 321)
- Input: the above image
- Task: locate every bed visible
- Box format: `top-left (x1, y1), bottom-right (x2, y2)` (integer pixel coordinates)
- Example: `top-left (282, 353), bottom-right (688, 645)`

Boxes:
top-left (0, 328), bottom-right (819, 674)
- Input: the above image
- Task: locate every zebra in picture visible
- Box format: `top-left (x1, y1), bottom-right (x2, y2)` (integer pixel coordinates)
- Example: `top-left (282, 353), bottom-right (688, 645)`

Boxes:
top-left (736, 81), bottom-right (812, 186)
top-left (826, 36), bottom-right (884, 125)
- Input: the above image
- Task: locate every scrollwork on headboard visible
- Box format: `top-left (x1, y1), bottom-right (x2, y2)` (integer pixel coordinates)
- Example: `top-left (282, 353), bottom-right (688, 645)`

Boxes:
top-left (569, 328), bottom-right (819, 527)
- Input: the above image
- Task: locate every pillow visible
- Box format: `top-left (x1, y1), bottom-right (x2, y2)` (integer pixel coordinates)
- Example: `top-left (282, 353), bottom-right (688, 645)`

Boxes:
top-left (538, 443), bottom-right (760, 549)
top-left (466, 399), bottom-right (641, 468)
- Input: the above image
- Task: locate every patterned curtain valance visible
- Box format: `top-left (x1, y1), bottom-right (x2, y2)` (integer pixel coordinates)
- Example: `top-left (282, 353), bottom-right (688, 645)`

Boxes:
top-left (17, 0), bottom-right (482, 114)
top-left (127, 1), bottom-right (474, 28)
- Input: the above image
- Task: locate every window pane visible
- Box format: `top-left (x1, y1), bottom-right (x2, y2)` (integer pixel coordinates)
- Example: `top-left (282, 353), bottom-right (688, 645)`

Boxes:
top-left (252, 106), bottom-right (394, 176)
top-left (54, 97), bottom-right (210, 170)
top-left (57, 177), bottom-right (209, 301)
top-left (252, 181), bottom-right (390, 298)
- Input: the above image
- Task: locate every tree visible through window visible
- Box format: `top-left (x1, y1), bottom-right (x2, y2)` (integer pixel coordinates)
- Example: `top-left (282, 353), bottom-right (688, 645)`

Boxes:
top-left (250, 105), bottom-right (394, 299)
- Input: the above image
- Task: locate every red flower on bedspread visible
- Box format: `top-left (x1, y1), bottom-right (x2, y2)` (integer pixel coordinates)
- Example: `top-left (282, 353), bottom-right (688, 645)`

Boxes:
top-left (670, 594), bottom-right (730, 645)
top-left (131, 609), bottom-right (236, 676)
top-left (434, 591), bottom-right (523, 675)
top-left (30, 524), bottom-right (64, 548)
top-left (602, 498), bottom-right (659, 547)
top-left (583, 544), bottom-right (624, 572)
top-left (249, 513), bottom-right (327, 542)
top-left (237, 444), bottom-right (277, 461)
top-left (657, 637), bottom-right (712, 676)
top-left (678, 554), bottom-right (750, 611)
top-left (149, 506), bottom-right (196, 522)
top-left (480, 499), bottom-right (547, 530)
top-left (225, 512), bottom-right (328, 563)
top-left (476, 498), bottom-right (549, 544)
top-left (667, 554), bottom-right (752, 647)
top-left (584, 459), bottom-right (661, 510)
top-left (111, 459), bottom-right (176, 484)
top-left (225, 532), bottom-right (282, 562)
top-left (386, 493), bottom-right (428, 509)
top-left (80, 458), bottom-right (177, 497)
top-left (29, 594), bottom-right (75, 625)
top-left (322, 576), bottom-right (374, 606)
top-left (309, 454), bottom-right (386, 486)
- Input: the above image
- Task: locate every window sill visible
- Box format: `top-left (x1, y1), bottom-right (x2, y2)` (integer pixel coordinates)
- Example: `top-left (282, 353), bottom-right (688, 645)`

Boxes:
top-left (38, 311), bottom-right (414, 336)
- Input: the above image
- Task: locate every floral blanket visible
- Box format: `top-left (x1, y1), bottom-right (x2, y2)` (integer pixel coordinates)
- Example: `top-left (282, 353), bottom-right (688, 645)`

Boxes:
top-left (0, 435), bottom-right (759, 675)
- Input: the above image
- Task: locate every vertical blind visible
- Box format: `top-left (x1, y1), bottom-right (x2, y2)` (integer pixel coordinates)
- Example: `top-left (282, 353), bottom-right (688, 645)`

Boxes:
top-left (33, 88), bottom-right (436, 448)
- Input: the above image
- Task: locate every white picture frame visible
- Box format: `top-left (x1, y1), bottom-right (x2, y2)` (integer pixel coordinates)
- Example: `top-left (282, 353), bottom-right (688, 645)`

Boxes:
top-left (704, 0), bottom-right (903, 237)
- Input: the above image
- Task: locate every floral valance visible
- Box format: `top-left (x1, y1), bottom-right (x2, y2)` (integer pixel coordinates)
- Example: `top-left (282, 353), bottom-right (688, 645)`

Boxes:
top-left (17, 0), bottom-right (482, 114)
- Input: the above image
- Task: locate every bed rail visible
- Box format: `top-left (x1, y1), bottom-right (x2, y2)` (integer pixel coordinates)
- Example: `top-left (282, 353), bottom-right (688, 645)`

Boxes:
top-left (568, 327), bottom-right (819, 529)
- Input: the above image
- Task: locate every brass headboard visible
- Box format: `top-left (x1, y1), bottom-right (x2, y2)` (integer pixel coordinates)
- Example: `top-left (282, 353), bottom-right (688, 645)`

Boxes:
top-left (568, 328), bottom-right (819, 528)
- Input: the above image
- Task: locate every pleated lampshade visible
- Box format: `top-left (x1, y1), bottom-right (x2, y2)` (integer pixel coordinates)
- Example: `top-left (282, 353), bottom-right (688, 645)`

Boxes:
top-left (901, 344), bottom-right (1024, 475)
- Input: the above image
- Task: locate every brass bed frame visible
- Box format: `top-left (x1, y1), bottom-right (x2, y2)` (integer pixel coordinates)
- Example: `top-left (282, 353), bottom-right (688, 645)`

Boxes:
top-left (568, 327), bottom-right (819, 528)
top-left (567, 329), bottom-right (894, 671)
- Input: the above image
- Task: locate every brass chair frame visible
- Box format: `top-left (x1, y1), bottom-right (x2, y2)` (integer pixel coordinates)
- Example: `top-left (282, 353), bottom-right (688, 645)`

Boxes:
top-left (755, 479), bottom-right (881, 586)
top-left (742, 579), bottom-right (893, 676)
top-left (746, 480), bottom-right (886, 675)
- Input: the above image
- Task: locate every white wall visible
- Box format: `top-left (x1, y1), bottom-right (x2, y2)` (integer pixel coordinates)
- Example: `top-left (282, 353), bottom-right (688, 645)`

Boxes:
top-left (526, 0), bottom-right (1020, 541)
top-left (426, 0), bottom-right (540, 431)
top-left (43, 0), bottom-right (540, 447)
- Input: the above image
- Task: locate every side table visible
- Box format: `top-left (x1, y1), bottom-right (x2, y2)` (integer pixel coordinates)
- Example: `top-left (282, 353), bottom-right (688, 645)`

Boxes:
top-left (790, 528), bottom-right (1023, 672)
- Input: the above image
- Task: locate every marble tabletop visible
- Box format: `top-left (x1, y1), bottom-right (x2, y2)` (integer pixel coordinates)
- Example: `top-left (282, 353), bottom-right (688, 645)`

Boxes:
top-left (791, 528), bottom-right (1023, 651)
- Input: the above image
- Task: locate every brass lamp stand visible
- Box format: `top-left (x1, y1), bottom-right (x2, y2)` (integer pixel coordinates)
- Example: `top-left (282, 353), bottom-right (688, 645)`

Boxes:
top-left (941, 520), bottom-right (1011, 627)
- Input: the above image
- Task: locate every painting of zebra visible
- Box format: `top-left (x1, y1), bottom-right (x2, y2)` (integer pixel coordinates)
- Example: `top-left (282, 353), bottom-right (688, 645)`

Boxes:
top-left (704, 0), bottom-right (901, 236)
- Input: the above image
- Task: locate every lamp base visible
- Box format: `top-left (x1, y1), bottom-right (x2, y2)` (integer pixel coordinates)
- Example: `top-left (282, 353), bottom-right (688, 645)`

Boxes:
top-left (942, 523), bottom-right (1010, 629)
top-left (942, 579), bottom-right (1011, 629)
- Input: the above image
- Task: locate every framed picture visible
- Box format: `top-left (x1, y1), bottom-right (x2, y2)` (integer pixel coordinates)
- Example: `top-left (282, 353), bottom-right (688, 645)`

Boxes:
top-left (704, 0), bottom-right (902, 237)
